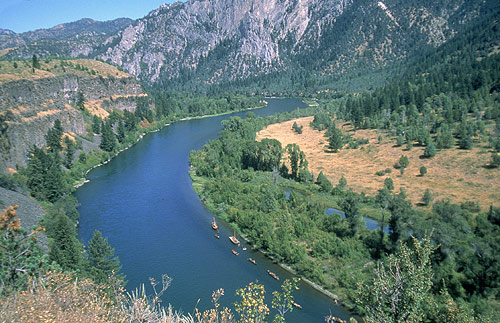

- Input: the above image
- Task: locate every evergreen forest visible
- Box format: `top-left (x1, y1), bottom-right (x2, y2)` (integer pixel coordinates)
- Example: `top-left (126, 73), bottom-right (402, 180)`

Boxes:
top-left (1, 3), bottom-right (500, 323)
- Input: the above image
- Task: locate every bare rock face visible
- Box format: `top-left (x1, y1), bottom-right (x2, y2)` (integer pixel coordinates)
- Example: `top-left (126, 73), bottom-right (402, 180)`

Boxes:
top-left (0, 73), bottom-right (145, 172)
top-left (1, 0), bottom-right (493, 85)
top-left (98, 0), bottom-right (353, 83)
top-left (94, 0), bottom-right (491, 84)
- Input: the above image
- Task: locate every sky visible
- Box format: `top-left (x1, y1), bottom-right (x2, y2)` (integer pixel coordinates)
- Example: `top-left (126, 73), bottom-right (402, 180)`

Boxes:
top-left (0, 0), bottom-right (180, 33)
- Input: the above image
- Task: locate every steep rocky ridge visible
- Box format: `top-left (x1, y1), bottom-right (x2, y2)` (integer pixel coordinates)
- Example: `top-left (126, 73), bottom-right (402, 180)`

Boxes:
top-left (1, 0), bottom-right (497, 86)
top-left (98, 0), bottom-right (353, 83)
top-left (0, 18), bottom-right (132, 58)
top-left (0, 59), bottom-right (146, 173)
top-left (96, 0), bottom-right (496, 85)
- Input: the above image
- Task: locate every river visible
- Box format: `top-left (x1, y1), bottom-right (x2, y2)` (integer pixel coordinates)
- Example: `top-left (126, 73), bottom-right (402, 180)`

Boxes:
top-left (76, 98), bottom-right (352, 322)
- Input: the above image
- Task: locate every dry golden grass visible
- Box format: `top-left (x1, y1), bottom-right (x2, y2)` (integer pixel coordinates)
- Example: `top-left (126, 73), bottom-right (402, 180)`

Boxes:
top-left (0, 271), bottom-right (124, 323)
top-left (0, 271), bottom-right (198, 323)
top-left (85, 93), bottom-right (147, 118)
top-left (257, 116), bottom-right (500, 210)
top-left (0, 58), bottom-right (131, 84)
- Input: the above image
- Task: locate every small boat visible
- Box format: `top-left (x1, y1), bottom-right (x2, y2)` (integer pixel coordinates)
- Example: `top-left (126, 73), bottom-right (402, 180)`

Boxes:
top-left (214, 233), bottom-right (220, 239)
top-left (229, 232), bottom-right (240, 245)
top-left (211, 217), bottom-right (219, 231)
top-left (291, 300), bottom-right (302, 309)
top-left (232, 249), bottom-right (239, 255)
top-left (248, 258), bottom-right (256, 265)
top-left (242, 247), bottom-right (247, 251)
top-left (267, 269), bottom-right (279, 280)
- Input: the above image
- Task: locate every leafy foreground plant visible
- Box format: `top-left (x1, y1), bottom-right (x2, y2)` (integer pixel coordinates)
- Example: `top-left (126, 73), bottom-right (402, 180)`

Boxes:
top-left (356, 235), bottom-right (434, 323)
top-left (355, 234), bottom-right (484, 323)
top-left (0, 205), bottom-right (47, 296)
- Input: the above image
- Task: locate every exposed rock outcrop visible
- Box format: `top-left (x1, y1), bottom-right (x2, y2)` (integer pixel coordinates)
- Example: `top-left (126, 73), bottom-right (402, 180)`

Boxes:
top-left (1, 0), bottom-right (495, 85)
top-left (95, 0), bottom-right (492, 84)
top-left (0, 61), bottom-right (146, 173)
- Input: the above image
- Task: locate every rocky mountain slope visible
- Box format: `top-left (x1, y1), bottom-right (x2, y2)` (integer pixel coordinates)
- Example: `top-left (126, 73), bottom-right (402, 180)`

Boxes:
top-left (96, 0), bottom-right (497, 84)
top-left (0, 18), bottom-right (132, 58)
top-left (2, 0), bottom-right (497, 87)
top-left (0, 58), bottom-right (146, 173)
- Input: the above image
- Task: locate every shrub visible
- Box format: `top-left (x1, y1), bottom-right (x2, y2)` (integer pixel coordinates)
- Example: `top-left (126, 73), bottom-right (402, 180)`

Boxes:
top-left (422, 189), bottom-right (433, 206)
top-left (384, 177), bottom-right (394, 191)
top-left (292, 121), bottom-right (303, 134)
top-left (490, 152), bottom-right (500, 168)
top-left (423, 142), bottom-right (436, 158)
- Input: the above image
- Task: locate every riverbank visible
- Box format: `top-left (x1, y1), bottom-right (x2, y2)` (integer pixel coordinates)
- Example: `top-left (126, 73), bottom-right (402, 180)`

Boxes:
top-left (72, 101), bottom-right (268, 189)
top-left (189, 169), bottom-right (354, 311)
top-left (179, 101), bottom-right (268, 121)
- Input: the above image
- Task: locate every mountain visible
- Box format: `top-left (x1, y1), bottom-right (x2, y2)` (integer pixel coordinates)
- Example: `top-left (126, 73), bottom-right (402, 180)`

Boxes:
top-left (96, 0), bottom-right (497, 85)
top-left (0, 28), bottom-right (15, 35)
top-left (1, 0), bottom-right (498, 87)
top-left (0, 18), bottom-right (133, 58)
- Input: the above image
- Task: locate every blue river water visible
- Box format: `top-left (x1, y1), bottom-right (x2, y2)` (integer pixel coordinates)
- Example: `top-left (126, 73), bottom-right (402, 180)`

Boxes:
top-left (75, 98), bottom-right (353, 322)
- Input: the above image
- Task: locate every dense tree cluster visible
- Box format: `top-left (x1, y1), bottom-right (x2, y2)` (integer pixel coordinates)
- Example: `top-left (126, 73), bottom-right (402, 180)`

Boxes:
top-left (191, 112), bottom-right (500, 320)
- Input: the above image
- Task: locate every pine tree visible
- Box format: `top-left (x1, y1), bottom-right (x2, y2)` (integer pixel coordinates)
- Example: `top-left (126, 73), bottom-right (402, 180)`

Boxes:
top-left (92, 115), bottom-right (101, 134)
top-left (45, 119), bottom-right (64, 153)
top-left (423, 141), bottom-right (437, 158)
top-left (26, 146), bottom-right (50, 200)
top-left (422, 189), bottom-right (433, 206)
top-left (490, 152), bottom-right (500, 168)
top-left (327, 127), bottom-right (343, 152)
top-left (398, 155), bottom-right (409, 175)
top-left (384, 177), bottom-right (394, 191)
top-left (459, 133), bottom-right (473, 150)
top-left (396, 135), bottom-right (405, 147)
top-left (86, 230), bottom-right (124, 285)
top-left (100, 120), bottom-right (116, 152)
top-left (436, 124), bottom-right (454, 149)
top-left (63, 136), bottom-right (75, 168)
top-left (49, 213), bottom-right (83, 271)
top-left (43, 153), bottom-right (65, 203)
top-left (116, 119), bottom-right (126, 143)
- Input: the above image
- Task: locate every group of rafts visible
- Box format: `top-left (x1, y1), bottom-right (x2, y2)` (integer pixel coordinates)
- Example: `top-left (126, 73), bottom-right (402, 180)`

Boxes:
top-left (211, 218), bottom-right (302, 309)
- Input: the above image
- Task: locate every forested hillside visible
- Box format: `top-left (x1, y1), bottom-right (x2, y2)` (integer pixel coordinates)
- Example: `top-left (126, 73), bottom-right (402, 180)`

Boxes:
top-left (189, 6), bottom-right (500, 321)
top-left (1, 0), bottom-right (498, 91)
top-left (1, 0), bottom-right (500, 322)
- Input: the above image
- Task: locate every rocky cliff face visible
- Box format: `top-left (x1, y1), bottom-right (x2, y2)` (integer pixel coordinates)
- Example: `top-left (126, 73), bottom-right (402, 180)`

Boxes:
top-left (0, 63), bottom-right (145, 172)
top-left (95, 0), bottom-right (494, 84)
top-left (98, 0), bottom-right (353, 83)
top-left (1, 0), bottom-right (495, 86)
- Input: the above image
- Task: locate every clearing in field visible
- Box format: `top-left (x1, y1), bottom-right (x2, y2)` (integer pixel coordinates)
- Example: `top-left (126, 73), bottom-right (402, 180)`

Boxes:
top-left (256, 116), bottom-right (500, 210)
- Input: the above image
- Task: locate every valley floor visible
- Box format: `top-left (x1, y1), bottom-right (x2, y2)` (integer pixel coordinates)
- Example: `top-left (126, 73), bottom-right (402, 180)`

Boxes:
top-left (257, 116), bottom-right (500, 211)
